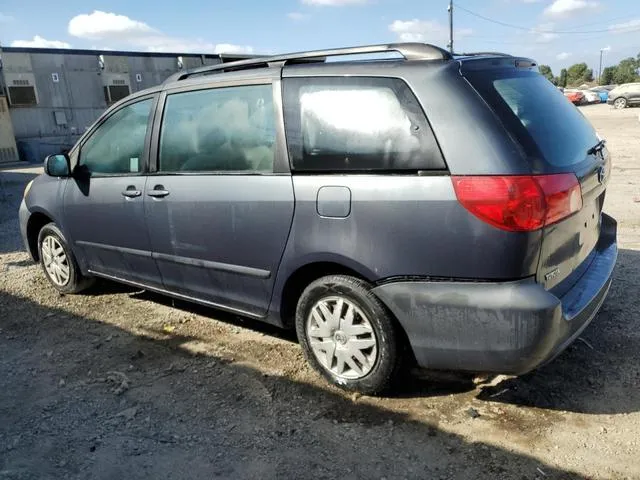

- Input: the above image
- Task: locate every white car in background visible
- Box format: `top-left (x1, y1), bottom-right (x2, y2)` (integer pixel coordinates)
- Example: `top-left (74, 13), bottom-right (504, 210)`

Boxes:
top-left (581, 90), bottom-right (601, 104)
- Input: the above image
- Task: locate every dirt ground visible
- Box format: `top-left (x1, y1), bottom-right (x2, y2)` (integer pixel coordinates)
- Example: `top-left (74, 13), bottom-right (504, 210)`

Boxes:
top-left (1, 103), bottom-right (639, 480)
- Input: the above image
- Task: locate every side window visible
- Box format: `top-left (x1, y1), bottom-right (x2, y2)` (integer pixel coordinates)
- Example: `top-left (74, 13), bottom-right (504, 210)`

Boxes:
top-left (159, 84), bottom-right (276, 173)
top-left (80, 99), bottom-right (152, 175)
top-left (283, 77), bottom-right (445, 172)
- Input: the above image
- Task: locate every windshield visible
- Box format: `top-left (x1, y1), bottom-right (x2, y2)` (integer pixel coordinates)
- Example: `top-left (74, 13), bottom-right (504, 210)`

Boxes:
top-left (466, 70), bottom-right (599, 168)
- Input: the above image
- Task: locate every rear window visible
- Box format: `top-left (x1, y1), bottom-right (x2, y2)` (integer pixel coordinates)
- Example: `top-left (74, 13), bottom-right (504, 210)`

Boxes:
top-left (283, 77), bottom-right (445, 172)
top-left (466, 71), bottom-right (598, 168)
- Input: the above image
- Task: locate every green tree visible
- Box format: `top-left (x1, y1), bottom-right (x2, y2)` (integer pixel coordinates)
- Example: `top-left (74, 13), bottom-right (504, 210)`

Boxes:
top-left (612, 57), bottom-right (640, 84)
top-left (566, 63), bottom-right (594, 86)
top-left (558, 68), bottom-right (568, 88)
top-left (539, 64), bottom-right (554, 83)
top-left (600, 66), bottom-right (617, 85)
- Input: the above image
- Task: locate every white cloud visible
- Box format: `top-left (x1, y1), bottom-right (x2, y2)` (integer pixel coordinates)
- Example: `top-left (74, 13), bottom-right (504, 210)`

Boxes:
top-left (288, 12), bottom-right (310, 21)
top-left (556, 52), bottom-right (572, 60)
top-left (544, 0), bottom-right (599, 18)
top-left (609, 18), bottom-right (640, 33)
top-left (68, 11), bottom-right (253, 54)
top-left (10, 36), bottom-right (71, 49)
top-left (68, 11), bottom-right (155, 39)
top-left (213, 44), bottom-right (254, 55)
top-left (146, 40), bottom-right (253, 55)
top-left (302, 0), bottom-right (367, 5)
top-left (389, 19), bottom-right (472, 44)
top-left (531, 23), bottom-right (559, 43)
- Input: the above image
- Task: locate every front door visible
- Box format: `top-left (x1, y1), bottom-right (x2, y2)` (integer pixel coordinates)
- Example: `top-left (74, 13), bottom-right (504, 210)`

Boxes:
top-left (63, 96), bottom-right (161, 286)
top-left (145, 82), bottom-right (294, 317)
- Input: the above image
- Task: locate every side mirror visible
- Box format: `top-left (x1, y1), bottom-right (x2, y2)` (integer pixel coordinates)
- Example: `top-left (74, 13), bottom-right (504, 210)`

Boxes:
top-left (44, 154), bottom-right (70, 177)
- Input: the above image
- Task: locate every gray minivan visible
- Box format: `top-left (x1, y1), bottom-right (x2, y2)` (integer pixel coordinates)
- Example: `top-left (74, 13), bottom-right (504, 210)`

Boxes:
top-left (20, 43), bottom-right (617, 394)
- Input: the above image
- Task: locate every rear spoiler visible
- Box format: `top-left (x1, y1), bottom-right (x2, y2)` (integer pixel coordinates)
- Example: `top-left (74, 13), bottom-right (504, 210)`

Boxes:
top-left (458, 56), bottom-right (538, 73)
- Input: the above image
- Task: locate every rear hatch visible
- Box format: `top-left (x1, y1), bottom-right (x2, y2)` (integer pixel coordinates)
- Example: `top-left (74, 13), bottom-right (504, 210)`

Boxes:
top-left (462, 58), bottom-right (610, 292)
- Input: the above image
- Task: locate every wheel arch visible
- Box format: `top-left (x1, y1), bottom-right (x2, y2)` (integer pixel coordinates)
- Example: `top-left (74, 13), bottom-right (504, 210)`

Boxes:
top-left (276, 259), bottom-right (376, 329)
top-left (26, 210), bottom-right (55, 261)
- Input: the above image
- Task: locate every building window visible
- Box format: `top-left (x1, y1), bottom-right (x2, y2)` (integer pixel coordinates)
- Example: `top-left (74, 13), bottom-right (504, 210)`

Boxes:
top-left (103, 84), bottom-right (131, 105)
top-left (135, 74), bottom-right (142, 83)
top-left (8, 86), bottom-right (38, 106)
top-left (52, 73), bottom-right (60, 83)
top-left (109, 85), bottom-right (131, 102)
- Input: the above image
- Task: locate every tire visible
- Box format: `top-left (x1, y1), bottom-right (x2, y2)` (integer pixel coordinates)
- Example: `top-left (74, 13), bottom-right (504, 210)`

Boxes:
top-left (295, 274), bottom-right (403, 395)
top-left (613, 97), bottom-right (627, 109)
top-left (37, 223), bottom-right (93, 294)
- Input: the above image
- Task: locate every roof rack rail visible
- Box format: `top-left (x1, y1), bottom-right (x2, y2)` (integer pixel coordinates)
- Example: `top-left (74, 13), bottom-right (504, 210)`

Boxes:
top-left (454, 51), bottom-right (513, 57)
top-left (165, 43), bottom-right (452, 83)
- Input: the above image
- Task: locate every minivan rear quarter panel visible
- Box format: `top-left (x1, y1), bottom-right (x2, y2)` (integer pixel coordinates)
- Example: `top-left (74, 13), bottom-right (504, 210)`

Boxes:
top-left (277, 175), bottom-right (542, 282)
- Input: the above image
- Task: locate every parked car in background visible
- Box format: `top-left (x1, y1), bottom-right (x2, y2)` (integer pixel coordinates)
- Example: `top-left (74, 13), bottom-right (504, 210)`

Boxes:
top-left (19, 44), bottom-right (617, 394)
top-left (564, 89), bottom-right (585, 105)
top-left (590, 86), bottom-right (610, 103)
top-left (607, 83), bottom-right (640, 109)
top-left (581, 90), bottom-right (601, 104)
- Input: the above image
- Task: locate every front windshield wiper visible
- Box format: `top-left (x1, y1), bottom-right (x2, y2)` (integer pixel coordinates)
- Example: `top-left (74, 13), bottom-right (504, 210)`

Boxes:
top-left (587, 139), bottom-right (606, 156)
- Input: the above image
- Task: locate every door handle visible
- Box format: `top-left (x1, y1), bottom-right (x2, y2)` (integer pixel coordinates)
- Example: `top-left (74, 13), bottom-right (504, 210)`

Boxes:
top-left (148, 185), bottom-right (170, 198)
top-left (122, 186), bottom-right (142, 198)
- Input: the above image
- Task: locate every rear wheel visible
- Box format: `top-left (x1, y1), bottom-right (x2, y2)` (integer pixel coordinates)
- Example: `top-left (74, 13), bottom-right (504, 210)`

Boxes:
top-left (613, 97), bottom-right (627, 109)
top-left (37, 223), bottom-right (93, 294)
top-left (295, 274), bottom-right (403, 395)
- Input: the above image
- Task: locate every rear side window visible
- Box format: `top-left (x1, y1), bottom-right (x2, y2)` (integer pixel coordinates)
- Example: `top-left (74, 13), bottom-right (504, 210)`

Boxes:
top-left (283, 77), bottom-right (445, 172)
top-left (466, 71), bottom-right (598, 168)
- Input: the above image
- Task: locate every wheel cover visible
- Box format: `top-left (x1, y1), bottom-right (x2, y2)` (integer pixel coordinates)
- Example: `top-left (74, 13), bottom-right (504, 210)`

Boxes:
top-left (614, 98), bottom-right (626, 109)
top-left (41, 235), bottom-right (70, 287)
top-left (306, 296), bottom-right (378, 380)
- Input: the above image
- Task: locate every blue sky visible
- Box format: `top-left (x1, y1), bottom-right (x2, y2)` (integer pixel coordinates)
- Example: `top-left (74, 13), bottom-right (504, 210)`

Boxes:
top-left (1, 0), bottom-right (638, 74)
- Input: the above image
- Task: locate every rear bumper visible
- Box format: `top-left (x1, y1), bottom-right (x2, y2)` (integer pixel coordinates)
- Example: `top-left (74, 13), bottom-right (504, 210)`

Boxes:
top-left (372, 214), bottom-right (617, 375)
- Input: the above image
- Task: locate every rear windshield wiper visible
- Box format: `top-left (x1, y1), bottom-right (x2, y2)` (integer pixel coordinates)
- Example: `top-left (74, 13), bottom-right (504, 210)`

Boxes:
top-left (587, 139), bottom-right (606, 156)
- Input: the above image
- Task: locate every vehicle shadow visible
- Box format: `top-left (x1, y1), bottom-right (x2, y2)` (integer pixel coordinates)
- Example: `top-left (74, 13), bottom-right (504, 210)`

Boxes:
top-left (88, 279), bottom-right (479, 397)
top-left (83, 246), bottom-right (640, 412)
top-left (0, 289), bottom-right (584, 479)
top-left (0, 169), bottom-right (40, 255)
top-left (476, 248), bottom-right (640, 415)
top-left (85, 280), bottom-right (298, 343)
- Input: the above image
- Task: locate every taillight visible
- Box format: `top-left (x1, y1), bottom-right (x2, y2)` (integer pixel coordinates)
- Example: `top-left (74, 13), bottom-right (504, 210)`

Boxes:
top-left (452, 174), bottom-right (582, 232)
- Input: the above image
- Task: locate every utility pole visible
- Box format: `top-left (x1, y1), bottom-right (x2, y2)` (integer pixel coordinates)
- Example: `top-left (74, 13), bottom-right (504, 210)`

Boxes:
top-left (598, 47), bottom-right (610, 85)
top-left (598, 49), bottom-right (604, 84)
top-left (448, 0), bottom-right (454, 54)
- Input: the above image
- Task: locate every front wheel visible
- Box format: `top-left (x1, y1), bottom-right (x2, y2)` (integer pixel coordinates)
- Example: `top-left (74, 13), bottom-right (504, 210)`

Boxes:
top-left (295, 275), bottom-right (403, 395)
top-left (613, 97), bottom-right (627, 109)
top-left (37, 223), bottom-right (93, 294)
